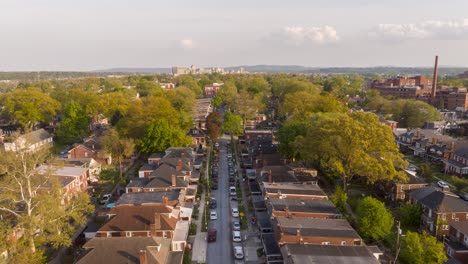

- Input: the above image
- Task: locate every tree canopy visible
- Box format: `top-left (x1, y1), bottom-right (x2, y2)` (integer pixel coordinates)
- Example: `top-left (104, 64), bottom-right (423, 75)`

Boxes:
top-left (2, 87), bottom-right (61, 129)
top-left (206, 112), bottom-right (223, 141)
top-left (355, 196), bottom-right (394, 240)
top-left (0, 146), bottom-right (93, 262)
top-left (222, 111), bottom-right (243, 136)
top-left (400, 231), bottom-right (447, 264)
top-left (56, 102), bottom-right (90, 145)
top-left (138, 119), bottom-right (191, 155)
top-left (293, 112), bottom-right (408, 189)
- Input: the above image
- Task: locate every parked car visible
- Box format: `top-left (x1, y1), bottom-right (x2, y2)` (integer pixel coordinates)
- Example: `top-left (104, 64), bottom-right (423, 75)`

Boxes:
top-left (99, 194), bottom-right (112, 205)
top-left (212, 184), bottom-right (218, 190)
top-left (231, 208), bottom-right (239, 218)
top-left (208, 229), bottom-right (217, 242)
top-left (230, 187), bottom-right (236, 196)
top-left (232, 231), bottom-right (241, 242)
top-left (232, 220), bottom-right (241, 231)
top-left (210, 199), bottom-right (217, 209)
top-left (210, 211), bottom-right (218, 220)
top-left (233, 246), bottom-right (244, 259)
top-left (437, 180), bottom-right (449, 189)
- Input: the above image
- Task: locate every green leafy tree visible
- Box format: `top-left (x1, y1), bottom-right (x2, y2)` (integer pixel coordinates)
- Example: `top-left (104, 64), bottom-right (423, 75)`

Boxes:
top-left (138, 119), bottom-right (191, 155)
top-left (398, 100), bottom-right (440, 128)
top-left (235, 90), bottom-right (265, 128)
top-left (212, 96), bottom-right (223, 108)
top-left (217, 81), bottom-right (238, 111)
top-left (398, 203), bottom-right (422, 228)
top-left (0, 145), bottom-right (93, 262)
top-left (100, 128), bottom-right (136, 180)
top-left (164, 87), bottom-right (196, 112)
top-left (331, 186), bottom-right (348, 211)
top-left (116, 96), bottom-right (182, 139)
top-left (223, 111), bottom-right (243, 136)
top-left (355, 196), bottom-right (394, 240)
top-left (206, 112), bottom-right (223, 141)
top-left (294, 112), bottom-right (408, 191)
top-left (136, 79), bottom-right (163, 97)
top-left (56, 102), bottom-right (90, 145)
top-left (277, 120), bottom-right (308, 160)
top-left (400, 231), bottom-right (447, 264)
top-left (3, 87), bottom-right (61, 129)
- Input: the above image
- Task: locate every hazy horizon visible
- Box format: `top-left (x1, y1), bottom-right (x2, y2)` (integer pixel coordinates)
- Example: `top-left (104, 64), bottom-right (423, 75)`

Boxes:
top-left (2, 0), bottom-right (468, 71)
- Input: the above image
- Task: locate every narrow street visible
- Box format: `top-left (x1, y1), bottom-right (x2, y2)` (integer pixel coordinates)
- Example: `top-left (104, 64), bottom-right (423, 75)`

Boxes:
top-left (207, 138), bottom-right (236, 264)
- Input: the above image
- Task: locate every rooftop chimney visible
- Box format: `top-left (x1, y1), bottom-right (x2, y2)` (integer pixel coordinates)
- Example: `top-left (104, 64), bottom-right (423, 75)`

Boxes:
top-left (176, 159), bottom-right (183, 171)
top-left (431, 55), bottom-right (438, 102)
top-left (268, 170), bottom-right (272, 183)
top-left (162, 196), bottom-right (168, 205)
top-left (171, 174), bottom-right (177, 187)
top-left (139, 250), bottom-right (147, 264)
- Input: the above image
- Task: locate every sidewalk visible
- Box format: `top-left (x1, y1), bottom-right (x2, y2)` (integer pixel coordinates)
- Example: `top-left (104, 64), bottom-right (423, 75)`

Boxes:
top-left (192, 149), bottom-right (210, 263)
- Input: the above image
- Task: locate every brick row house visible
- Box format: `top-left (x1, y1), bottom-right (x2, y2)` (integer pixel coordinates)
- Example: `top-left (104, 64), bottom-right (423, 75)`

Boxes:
top-left (406, 186), bottom-right (468, 237)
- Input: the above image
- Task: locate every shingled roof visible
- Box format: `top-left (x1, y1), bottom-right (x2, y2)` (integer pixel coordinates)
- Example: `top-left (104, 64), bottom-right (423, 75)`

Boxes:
top-left (408, 186), bottom-right (468, 213)
top-left (98, 204), bottom-right (176, 232)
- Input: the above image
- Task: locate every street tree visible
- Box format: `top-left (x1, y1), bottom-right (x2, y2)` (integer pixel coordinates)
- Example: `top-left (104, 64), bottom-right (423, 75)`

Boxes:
top-left (331, 186), bottom-right (348, 211)
top-left (138, 119), bottom-right (191, 155)
top-left (56, 102), bottom-right (90, 145)
top-left (222, 111), bottom-right (243, 136)
top-left (398, 203), bottom-right (422, 228)
top-left (217, 81), bottom-right (238, 111)
top-left (0, 146), bottom-right (93, 262)
top-left (293, 112), bottom-right (408, 191)
top-left (355, 196), bottom-right (394, 240)
top-left (100, 128), bottom-right (136, 180)
top-left (206, 112), bottom-right (223, 141)
top-left (2, 87), bottom-right (61, 129)
top-left (400, 231), bottom-right (447, 264)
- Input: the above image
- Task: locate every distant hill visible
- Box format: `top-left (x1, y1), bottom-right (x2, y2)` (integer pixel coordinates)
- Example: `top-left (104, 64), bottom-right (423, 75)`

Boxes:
top-left (92, 68), bottom-right (172, 74)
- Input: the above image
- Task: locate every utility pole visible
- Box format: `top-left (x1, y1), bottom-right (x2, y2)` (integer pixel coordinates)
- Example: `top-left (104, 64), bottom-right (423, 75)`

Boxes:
top-left (394, 221), bottom-right (402, 263)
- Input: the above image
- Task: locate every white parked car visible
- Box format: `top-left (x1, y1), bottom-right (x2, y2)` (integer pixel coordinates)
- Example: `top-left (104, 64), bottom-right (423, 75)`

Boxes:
top-left (230, 186), bottom-right (237, 196)
top-left (232, 231), bottom-right (241, 242)
top-left (437, 181), bottom-right (449, 189)
top-left (210, 211), bottom-right (218, 220)
top-left (233, 246), bottom-right (244, 259)
top-left (231, 208), bottom-right (240, 218)
top-left (99, 194), bottom-right (112, 205)
top-left (232, 220), bottom-right (241, 231)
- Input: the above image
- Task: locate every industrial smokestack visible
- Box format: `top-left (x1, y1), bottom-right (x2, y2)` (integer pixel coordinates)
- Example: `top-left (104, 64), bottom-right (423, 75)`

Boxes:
top-left (431, 55), bottom-right (438, 101)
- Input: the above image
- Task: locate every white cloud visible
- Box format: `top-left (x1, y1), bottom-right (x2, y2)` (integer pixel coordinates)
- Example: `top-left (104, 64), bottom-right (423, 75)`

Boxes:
top-left (179, 38), bottom-right (195, 50)
top-left (270, 25), bottom-right (339, 46)
top-left (369, 18), bottom-right (468, 41)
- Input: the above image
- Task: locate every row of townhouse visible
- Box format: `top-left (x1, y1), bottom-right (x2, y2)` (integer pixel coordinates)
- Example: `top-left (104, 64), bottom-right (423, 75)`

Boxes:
top-left (394, 128), bottom-right (468, 177)
top-left (76, 147), bottom-right (201, 264)
top-left (240, 128), bottom-right (383, 264)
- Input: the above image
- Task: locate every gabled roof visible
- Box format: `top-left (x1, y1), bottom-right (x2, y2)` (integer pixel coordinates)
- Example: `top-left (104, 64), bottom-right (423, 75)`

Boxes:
top-left (98, 204), bottom-right (175, 232)
top-left (408, 186), bottom-right (468, 213)
top-left (116, 191), bottom-right (180, 206)
top-left (150, 163), bottom-right (186, 178)
top-left (449, 221), bottom-right (468, 236)
top-left (145, 174), bottom-right (188, 189)
top-left (164, 147), bottom-right (195, 159)
top-left (159, 157), bottom-right (192, 172)
top-left (78, 237), bottom-right (161, 264)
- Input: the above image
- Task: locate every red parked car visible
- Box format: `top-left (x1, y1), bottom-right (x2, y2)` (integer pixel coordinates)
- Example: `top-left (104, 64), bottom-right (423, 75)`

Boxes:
top-left (208, 229), bottom-right (217, 242)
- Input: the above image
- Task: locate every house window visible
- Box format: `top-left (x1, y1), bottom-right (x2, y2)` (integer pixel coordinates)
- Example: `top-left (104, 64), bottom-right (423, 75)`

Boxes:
top-left (466, 213), bottom-right (468, 219)
top-left (85, 152), bottom-right (88, 158)
top-left (442, 214), bottom-right (446, 220)
top-left (447, 247), bottom-right (453, 257)
top-left (126, 232), bottom-right (131, 237)
top-left (322, 242), bottom-right (330, 245)
top-left (464, 236), bottom-right (468, 245)
top-left (443, 225), bottom-right (449, 230)
top-left (452, 213), bottom-right (456, 219)
top-left (163, 231), bottom-right (167, 238)
top-left (341, 241), bottom-right (346, 246)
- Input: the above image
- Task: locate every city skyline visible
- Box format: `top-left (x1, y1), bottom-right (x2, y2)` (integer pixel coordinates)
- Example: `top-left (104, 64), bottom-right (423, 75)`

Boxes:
top-left (1, 0), bottom-right (468, 71)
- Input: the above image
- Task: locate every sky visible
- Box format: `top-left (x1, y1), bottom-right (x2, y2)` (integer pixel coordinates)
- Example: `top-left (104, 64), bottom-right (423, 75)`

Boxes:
top-left (1, 0), bottom-right (468, 71)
